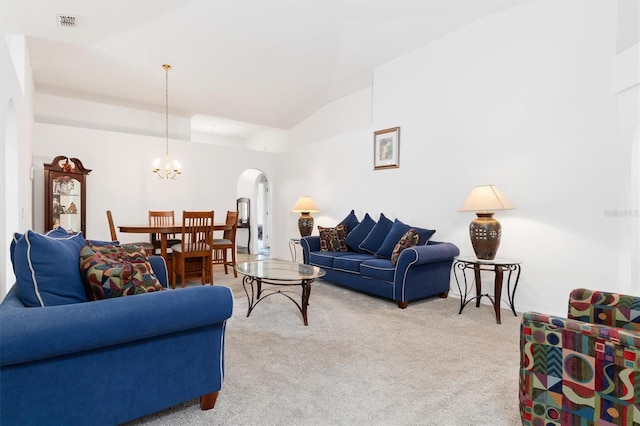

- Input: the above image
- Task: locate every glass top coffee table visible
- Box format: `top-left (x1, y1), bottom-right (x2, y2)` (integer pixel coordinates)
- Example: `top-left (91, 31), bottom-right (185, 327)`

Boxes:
top-left (235, 260), bottom-right (326, 326)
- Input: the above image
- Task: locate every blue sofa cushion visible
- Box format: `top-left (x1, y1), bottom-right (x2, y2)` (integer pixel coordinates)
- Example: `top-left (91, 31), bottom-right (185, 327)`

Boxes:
top-left (376, 219), bottom-right (411, 258)
top-left (391, 229), bottom-right (419, 265)
top-left (359, 213), bottom-right (393, 254)
top-left (13, 229), bottom-right (87, 307)
top-left (360, 258), bottom-right (395, 282)
top-left (308, 251), bottom-right (339, 269)
top-left (318, 225), bottom-right (349, 252)
top-left (345, 213), bottom-right (376, 252)
top-left (338, 209), bottom-right (360, 234)
top-left (10, 228), bottom-right (68, 272)
top-left (414, 226), bottom-right (437, 247)
top-left (376, 219), bottom-right (437, 258)
top-left (333, 253), bottom-right (376, 273)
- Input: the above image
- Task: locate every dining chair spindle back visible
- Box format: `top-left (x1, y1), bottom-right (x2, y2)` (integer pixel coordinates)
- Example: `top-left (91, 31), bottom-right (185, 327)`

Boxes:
top-left (212, 211), bottom-right (239, 277)
top-left (148, 210), bottom-right (181, 253)
top-left (171, 210), bottom-right (215, 288)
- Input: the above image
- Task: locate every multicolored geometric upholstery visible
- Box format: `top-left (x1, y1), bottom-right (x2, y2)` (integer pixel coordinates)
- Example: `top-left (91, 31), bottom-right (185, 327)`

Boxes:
top-left (568, 288), bottom-right (640, 331)
top-left (519, 288), bottom-right (640, 425)
top-left (79, 243), bottom-right (162, 300)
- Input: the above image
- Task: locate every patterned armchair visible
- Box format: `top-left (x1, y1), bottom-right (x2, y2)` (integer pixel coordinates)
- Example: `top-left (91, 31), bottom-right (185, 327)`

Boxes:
top-left (519, 288), bottom-right (640, 425)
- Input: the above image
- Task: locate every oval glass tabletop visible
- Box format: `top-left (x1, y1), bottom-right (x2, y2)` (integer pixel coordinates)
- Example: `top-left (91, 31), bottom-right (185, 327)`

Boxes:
top-left (235, 260), bottom-right (325, 281)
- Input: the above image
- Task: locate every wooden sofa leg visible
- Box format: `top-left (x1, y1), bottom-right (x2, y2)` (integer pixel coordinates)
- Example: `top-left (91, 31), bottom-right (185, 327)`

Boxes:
top-left (439, 291), bottom-right (449, 298)
top-left (200, 391), bottom-right (219, 410)
top-left (397, 301), bottom-right (408, 309)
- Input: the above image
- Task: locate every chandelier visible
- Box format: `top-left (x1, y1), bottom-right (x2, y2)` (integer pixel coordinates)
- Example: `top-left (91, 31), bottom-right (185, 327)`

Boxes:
top-left (153, 64), bottom-right (182, 179)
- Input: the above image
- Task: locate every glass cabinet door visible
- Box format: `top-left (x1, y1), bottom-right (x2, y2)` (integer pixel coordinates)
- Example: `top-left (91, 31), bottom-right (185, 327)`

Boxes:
top-left (44, 156), bottom-right (91, 235)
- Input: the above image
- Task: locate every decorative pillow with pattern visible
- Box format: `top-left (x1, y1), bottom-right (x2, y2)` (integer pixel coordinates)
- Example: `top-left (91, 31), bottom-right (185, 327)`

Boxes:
top-left (391, 229), bottom-right (420, 265)
top-left (318, 225), bottom-right (350, 252)
top-left (79, 243), bottom-right (162, 300)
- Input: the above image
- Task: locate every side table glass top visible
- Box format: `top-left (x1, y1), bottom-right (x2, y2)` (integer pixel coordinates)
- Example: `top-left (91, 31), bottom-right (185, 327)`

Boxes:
top-left (236, 260), bottom-right (325, 281)
top-left (454, 255), bottom-right (522, 266)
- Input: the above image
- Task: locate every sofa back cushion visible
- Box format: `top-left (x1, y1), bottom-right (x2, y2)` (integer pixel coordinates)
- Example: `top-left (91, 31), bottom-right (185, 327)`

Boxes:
top-left (345, 213), bottom-right (376, 252)
top-left (13, 229), bottom-right (88, 307)
top-left (338, 209), bottom-right (360, 234)
top-left (358, 213), bottom-right (393, 254)
top-left (80, 243), bottom-right (163, 300)
top-left (376, 219), bottom-right (436, 259)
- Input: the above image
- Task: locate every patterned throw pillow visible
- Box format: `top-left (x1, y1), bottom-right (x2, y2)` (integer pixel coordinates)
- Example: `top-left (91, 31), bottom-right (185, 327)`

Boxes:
top-left (79, 243), bottom-right (162, 300)
top-left (318, 225), bottom-right (349, 252)
top-left (390, 229), bottom-right (420, 265)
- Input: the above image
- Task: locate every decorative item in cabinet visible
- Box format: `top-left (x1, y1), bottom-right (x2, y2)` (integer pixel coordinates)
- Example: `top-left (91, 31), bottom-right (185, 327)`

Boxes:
top-left (44, 156), bottom-right (91, 235)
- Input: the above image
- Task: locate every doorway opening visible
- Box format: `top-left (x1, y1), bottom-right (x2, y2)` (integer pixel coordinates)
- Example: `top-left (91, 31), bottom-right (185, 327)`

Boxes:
top-left (236, 169), bottom-right (271, 257)
top-left (256, 174), bottom-right (270, 256)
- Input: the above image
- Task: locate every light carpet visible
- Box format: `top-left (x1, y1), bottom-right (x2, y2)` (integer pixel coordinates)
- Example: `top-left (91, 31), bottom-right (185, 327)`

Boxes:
top-left (125, 267), bottom-right (522, 426)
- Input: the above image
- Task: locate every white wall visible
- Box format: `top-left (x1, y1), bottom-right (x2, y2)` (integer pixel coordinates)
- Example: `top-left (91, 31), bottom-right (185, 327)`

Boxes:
top-left (32, 122), bottom-right (278, 248)
top-left (3, 1), bottom-right (637, 317)
top-left (1, 33), bottom-right (34, 295)
top-left (279, 0), bottom-right (635, 316)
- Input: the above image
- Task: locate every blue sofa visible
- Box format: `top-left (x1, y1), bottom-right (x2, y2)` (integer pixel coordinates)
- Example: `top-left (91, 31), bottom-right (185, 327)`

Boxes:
top-left (1, 229), bottom-right (233, 425)
top-left (302, 211), bottom-right (460, 308)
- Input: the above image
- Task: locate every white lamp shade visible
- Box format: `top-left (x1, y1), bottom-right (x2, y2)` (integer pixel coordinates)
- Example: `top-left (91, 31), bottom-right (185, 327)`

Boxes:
top-left (459, 185), bottom-right (514, 212)
top-left (291, 196), bottom-right (319, 213)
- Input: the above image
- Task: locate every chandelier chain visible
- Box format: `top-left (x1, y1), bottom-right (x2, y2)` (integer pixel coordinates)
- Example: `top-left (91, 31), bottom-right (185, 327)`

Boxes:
top-left (153, 63), bottom-right (181, 179)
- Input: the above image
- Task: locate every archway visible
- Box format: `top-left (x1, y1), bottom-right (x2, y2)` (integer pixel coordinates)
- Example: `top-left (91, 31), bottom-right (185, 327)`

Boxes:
top-left (237, 169), bottom-right (271, 256)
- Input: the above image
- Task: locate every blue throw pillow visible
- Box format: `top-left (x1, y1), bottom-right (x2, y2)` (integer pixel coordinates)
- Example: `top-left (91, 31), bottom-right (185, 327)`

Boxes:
top-left (345, 213), bottom-right (376, 252)
top-left (358, 213), bottom-right (393, 254)
top-left (13, 229), bottom-right (88, 307)
top-left (376, 219), bottom-right (411, 258)
top-left (10, 228), bottom-right (68, 272)
top-left (414, 226), bottom-right (436, 245)
top-left (376, 219), bottom-right (438, 259)
top-left (338, 209), bottom-right (360, 234)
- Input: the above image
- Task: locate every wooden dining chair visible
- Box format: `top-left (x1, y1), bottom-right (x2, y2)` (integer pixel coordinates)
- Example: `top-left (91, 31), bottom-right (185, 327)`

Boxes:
top-left (148, 210), bottom-right (181, 253)
top-left (212, 211), bottom-right (239, 278)
top-left (172, 210), bottom-right (214, 289)
top-left (105, 210), bottom-right (155, 253)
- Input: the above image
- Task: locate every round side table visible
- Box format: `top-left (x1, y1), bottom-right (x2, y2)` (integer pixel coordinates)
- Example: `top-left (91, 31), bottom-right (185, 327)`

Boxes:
top-left (289, 238), bottom-right (302, 262)
top-left (452, 255), bottom-right (522, 324)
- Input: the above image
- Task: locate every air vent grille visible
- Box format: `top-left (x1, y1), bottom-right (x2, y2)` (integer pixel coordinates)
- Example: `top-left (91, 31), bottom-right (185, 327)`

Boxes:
top-left (57, 15), bottom-right (77, 27)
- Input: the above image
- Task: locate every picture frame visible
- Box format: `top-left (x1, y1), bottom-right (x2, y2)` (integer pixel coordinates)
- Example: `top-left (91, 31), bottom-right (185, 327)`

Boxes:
top-left (373, 127), bottom-right (400, 170)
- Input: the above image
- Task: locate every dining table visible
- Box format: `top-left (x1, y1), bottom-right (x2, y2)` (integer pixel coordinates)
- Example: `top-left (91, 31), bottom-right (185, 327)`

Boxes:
top-left (118, 223), bottom-right (232, 265)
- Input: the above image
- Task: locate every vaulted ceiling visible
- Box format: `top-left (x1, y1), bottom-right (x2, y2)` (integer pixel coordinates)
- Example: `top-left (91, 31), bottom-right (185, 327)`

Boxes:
top-left (0, 0), bottom-right (535, 137)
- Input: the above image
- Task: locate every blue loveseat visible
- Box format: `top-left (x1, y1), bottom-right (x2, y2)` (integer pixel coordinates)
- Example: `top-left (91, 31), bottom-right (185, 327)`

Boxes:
top-left (302, 211), bottom-right (459, 308)
top-left (1, 228), bottom-right (233, 425)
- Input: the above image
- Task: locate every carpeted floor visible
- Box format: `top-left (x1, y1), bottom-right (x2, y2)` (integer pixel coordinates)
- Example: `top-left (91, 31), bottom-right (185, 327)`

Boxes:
top-left (125, 265), bottom-right (522, 425)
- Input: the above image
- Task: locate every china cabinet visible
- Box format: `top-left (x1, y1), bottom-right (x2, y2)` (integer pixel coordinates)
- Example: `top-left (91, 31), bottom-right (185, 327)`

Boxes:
top-left (44, 156), bottom-right (91, 235)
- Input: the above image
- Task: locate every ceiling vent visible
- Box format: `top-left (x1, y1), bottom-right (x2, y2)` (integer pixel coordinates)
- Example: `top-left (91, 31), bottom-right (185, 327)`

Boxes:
top-left (57, 15), bottom-right (77, 27)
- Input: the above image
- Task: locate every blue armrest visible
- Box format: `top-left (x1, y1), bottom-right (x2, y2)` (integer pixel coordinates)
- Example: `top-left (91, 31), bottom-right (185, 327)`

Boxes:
top-left (301, 236), bottom-right (320, 263)
top-left (0, 285), bottom-right (233, 366)
top-left (396, 241), bottom-right (460, 270)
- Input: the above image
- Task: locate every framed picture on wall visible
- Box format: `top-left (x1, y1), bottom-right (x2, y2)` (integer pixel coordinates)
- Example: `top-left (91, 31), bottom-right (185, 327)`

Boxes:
top-left (373, 127), bottom-right (400, 170)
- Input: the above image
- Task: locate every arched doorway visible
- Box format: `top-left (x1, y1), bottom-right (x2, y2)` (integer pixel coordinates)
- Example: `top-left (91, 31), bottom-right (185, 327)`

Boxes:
top-left (237, 169), bottom-right (271, 256)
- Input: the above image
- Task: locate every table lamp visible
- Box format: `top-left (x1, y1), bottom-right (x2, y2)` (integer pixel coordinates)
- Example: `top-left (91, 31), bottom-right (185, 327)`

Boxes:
top-left (459, 185), bottom-right (514, 260)
top-left (291, 196), bottom-right (319, 237)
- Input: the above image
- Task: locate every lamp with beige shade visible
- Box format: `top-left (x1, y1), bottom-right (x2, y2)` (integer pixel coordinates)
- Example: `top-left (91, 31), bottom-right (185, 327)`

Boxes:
top-left (459, 185), bottom-right (514, 260)
top-left (291, 196), bottom-right (319, 237)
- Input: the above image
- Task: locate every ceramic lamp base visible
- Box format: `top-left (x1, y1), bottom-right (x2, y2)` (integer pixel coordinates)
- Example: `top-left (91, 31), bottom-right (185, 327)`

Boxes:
top-left (298, 213), bottom-right (314, 237)
top-left (469, 212), bottom-right (501, 260)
